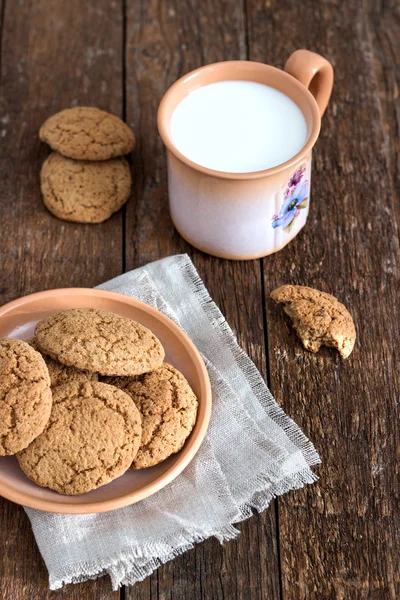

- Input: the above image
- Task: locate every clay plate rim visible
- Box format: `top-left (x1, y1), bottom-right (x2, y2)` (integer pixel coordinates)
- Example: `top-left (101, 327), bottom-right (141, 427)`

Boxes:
top-left (0, 288), bottom-right (212, 513)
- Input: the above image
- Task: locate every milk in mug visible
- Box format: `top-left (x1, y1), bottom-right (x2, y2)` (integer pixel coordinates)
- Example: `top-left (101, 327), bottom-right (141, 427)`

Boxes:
top-left (170, 80), bottom-right (308, 173)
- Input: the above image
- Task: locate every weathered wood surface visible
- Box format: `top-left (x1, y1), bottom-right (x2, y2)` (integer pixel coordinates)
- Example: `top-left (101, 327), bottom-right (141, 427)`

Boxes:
top-left (0, 0), bottom-right (398, 599)
top-left (248, 0), bottom-right (400, 598)
top-left (365, 0), bottom-right (400, 229)
top-left (0, 1), bottom-right (122, 599)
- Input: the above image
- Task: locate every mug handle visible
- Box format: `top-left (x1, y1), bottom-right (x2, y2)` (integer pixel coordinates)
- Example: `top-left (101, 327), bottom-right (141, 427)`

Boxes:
top-left (284, 49), bottom-right (334, 117)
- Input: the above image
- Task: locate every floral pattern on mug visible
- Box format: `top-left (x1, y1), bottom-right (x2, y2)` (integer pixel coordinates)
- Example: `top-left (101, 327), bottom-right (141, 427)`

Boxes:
top-left (272, 166), bottom-right (309, 233)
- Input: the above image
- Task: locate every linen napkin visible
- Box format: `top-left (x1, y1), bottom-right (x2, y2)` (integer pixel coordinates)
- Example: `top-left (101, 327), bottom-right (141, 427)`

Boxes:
top-left (25, 254), bottom-right (320, 590)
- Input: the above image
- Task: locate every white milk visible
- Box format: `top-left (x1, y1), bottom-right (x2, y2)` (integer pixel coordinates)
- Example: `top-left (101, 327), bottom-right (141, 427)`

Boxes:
top-left (170, 80), bottom-right (308, 173)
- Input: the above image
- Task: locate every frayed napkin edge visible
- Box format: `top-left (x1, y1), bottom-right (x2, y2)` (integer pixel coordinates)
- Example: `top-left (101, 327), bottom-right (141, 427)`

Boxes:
top-left (45, 465), bottom-right (319, 591)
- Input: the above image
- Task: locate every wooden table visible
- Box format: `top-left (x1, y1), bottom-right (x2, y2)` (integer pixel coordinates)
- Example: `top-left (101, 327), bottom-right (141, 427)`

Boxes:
top-left (0, 1), bottom-right (398, 598)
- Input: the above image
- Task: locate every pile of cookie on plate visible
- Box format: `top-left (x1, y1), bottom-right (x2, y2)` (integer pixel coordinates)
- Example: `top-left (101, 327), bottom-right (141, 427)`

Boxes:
top-left (0, 308), bottom-right (198, 495)
top-left (39, 107), bottom-right (135, 223)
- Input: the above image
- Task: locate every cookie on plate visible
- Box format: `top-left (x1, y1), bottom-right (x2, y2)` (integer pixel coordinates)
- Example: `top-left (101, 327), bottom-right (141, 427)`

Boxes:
top-left (104, 363), bottom-right (198, 469)
top-left (17, 381), bottom-right (142, 495)
top-left (35, 308), bottom-right (165, 376)
top-left (40, 152), bottom-right (131, 223)
top-left (0, 338), bottom-right (52, 456)
top-left (39, 107), bottom-right (135, 161)
top-left (27, 338), bottom-right (98, 388)
top-left (270, 284), bottom-right (356, 358)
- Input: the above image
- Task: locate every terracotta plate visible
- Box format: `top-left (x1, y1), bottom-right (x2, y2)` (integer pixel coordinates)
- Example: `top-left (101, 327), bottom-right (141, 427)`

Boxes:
top-left (0, 288), bottom-right (212, 514)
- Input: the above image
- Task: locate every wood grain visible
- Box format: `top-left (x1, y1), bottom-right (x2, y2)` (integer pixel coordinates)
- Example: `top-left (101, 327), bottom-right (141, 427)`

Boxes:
top-left (364, 0), bottom-right (400, 228)
top-left (247, 0), bottom-right (400, 598)
top-left (0, 0), bottom-right (123, 598)
top-left (0, 0), bottom-right (398, 598)
top-left (124, 1), bottom-right (280, 598)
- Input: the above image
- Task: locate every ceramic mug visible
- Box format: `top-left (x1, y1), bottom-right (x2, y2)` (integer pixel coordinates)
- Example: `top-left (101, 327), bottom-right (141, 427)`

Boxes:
top-left (158, 50), bottom-right (334, 260)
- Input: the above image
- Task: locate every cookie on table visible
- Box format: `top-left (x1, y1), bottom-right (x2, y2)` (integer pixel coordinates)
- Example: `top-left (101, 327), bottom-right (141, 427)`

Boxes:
top-left (270, 284), bottom-right (356, 358)
top-left (104, 363), bottom-right (198, 469)
top-left (17, 381), bottom-right (142, 495)
top-left (0, 338), bottom-right (52, 456)
top-left (27, 338), bottom-right (98, 388)
top-left (40, 152), bottom-right (131, 223)
top-left (39, 107), bottom-right (135, 161)
top-left (35, 308), bottom-right (165, 376)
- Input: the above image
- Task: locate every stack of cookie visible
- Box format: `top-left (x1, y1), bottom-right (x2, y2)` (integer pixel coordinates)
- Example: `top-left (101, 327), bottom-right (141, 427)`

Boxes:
top-left (39, 107), bottom-right (135, 223)
top-left (0, 308), bottom-right (198, 496)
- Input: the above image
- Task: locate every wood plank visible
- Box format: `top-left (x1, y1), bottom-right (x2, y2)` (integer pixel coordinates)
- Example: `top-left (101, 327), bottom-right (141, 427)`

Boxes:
top-left (0, 0), bottom-right (124, 598)
top-left (124, 1), bottom-right (280, 598)
top-left (247, 0), bottom-right (400, 598)
top-left (364, 0), bottom-right (400, 227)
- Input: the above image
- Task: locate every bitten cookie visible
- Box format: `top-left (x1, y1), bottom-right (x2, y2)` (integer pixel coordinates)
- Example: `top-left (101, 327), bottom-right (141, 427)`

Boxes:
top-left (270, 284), bottom-right (356, 358)
top-left (104, 363), bottom-right (198, 469)
top-left (17, 381), bottom-right (142, 495)
top-left (35, 308), bottom-right (165, 376)
top-left (0, 338), bottom-right (52, 456)
top-left (27, 338), bottom-right (98, 388)
top-left (39, 107), bottom-right (135, 160)
top-left (40, 152), bottom-right (131, 223)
